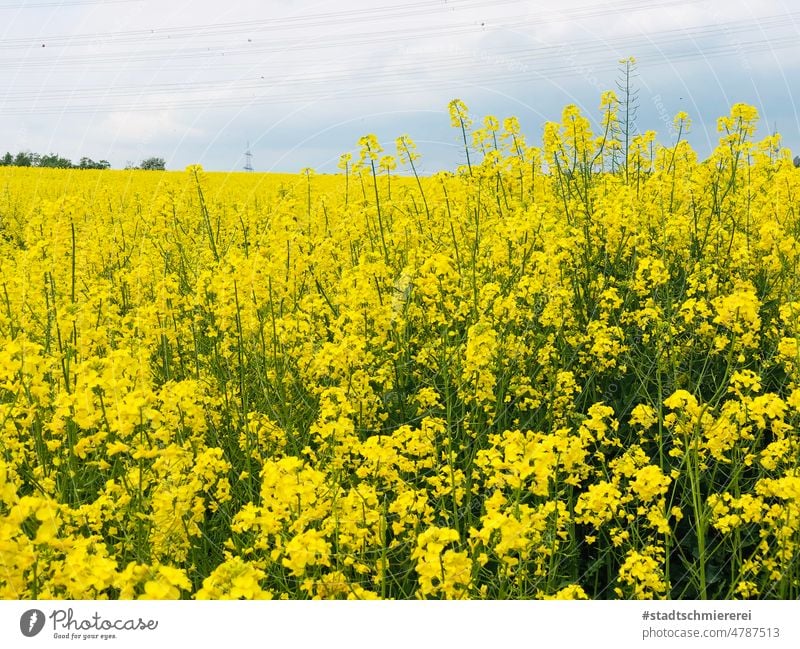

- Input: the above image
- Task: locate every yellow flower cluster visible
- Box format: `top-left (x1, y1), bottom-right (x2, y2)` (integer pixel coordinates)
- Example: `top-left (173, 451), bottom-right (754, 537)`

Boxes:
top-left (1, 97), bottom-right (800, 600)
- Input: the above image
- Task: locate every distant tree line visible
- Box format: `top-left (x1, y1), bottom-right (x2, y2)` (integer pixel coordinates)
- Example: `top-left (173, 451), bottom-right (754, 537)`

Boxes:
top-left (0, 151), bottom-right (110, 169)
top-left (0, 152), bottom-right (167, 170)
top-left (125, 157), bottom-right (166, 171)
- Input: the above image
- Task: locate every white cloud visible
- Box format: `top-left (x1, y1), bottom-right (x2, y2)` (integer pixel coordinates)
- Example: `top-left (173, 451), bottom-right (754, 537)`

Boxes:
top-left (100, 110), bottom-right (205, 143)
top-left (0, 0), bottom-right (798, 169)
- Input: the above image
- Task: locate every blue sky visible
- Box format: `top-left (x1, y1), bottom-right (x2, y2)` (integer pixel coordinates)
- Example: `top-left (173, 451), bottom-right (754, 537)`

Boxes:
top-left (0, 0), bottom-right (798, 172)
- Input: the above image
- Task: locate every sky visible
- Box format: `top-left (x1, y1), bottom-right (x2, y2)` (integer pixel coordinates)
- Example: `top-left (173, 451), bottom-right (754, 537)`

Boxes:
top-left (0, 0), bottom-right (798, 172)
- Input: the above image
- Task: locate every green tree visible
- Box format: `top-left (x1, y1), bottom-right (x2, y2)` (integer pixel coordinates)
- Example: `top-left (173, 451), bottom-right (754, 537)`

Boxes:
top-left (39, 153), bottom-right (73, 168)
top-left (79, 157), bottom-right (111, 170)
top-left (140, 157), bottom-right (166, 170)
top-left (14, 151), bottom-right (32, 167)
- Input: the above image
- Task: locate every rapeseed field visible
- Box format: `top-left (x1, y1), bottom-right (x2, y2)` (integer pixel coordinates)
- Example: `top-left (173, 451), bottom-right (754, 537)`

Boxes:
top-left (1, 97), bottom-right (799, 599)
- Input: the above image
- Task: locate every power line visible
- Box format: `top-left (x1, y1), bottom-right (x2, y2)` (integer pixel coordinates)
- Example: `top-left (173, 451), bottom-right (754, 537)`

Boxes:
top-left (244, 142), bottom-right (253, 172)
top-left (1, 7), bottom-right (795, 82)
top-left (0, 1), bottom-right (796, 117)
top-left (4, 9), bottom-right (796, 87)
top-left (0, 3), bottom-right (790, 82)
top-left (0, 10), bottom-right (796, 112)
top-left (0, 0), bottom-right (706, 50)
top-left (0, 0), bottom-right (139, 8)
top-left (0, 0), bottom-right (521, 47)
top-left (0, 33), bottom-right (795, 116)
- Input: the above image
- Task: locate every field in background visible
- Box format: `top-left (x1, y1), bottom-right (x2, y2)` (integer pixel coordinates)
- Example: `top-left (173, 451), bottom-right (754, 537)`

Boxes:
top-left (1, 99), bottom-right (800, 599)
